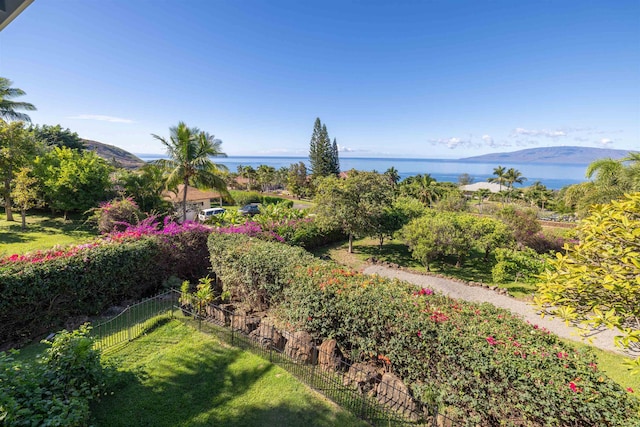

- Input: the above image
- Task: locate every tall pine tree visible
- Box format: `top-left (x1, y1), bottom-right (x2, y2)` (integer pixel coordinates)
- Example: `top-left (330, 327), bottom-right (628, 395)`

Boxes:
top-left (309, 117), bottom-right (340, 178)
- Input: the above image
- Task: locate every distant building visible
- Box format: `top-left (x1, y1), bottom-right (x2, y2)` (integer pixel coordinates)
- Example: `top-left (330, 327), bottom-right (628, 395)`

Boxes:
top-left (460, 182), bottom-right (503, 193)
top-left (162, 184), bottom-right (222, 221)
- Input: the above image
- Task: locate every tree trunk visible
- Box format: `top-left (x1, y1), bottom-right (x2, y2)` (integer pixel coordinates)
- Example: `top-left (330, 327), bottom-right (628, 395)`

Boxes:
top-left (20, 208), bottom-right (26, 230)
top-left (348, 234), bottom-right (353, 254)
top-left (379, 236), bottom-right (384, 251)
top-left (4, 174), bottom-right (14, 221)
top-left (182, 178), bottom-right (189, 223)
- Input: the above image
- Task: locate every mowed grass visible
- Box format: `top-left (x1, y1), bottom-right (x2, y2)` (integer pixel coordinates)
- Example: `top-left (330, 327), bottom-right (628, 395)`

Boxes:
top-left (0, 210), bottom-right (96, 255)
top-left (314, 237), bottom-right (537, 299)
top-left (91, 318), bottom-right (367, 427)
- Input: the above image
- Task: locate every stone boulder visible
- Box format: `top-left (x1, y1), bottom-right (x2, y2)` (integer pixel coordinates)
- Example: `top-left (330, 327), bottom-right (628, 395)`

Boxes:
top-left (284, 330), bottom-right (314, 363)
top-left (317, 339), bottom-right (342, 372)
top-left (231, 312), bottom-right (260, 334)
top-left (249, 321), bottom-right (285, 350)
top-left (376, 372), bottom-right (419, 421)
top-left (343, 362), bottom-right (380, 395)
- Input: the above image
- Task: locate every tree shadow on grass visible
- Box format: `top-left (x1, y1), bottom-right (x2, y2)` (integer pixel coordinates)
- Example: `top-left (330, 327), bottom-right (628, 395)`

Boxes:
top-left (91, 337), bottom-right (363, 427)
top-left (355, 242), bottom-right (418, 267)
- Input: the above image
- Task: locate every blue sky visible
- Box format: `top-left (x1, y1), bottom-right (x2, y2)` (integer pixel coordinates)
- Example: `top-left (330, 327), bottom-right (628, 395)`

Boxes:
top-left (1, 1), bottom-right (638, 158)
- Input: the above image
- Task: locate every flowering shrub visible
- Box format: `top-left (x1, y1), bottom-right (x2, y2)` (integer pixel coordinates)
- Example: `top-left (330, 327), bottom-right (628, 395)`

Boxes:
top-left (0, 217), bottom-right (214, 345)
top-left (92, 197), bottom-right (142, 234)
top-left (208, 235), bottom-right (640, 425)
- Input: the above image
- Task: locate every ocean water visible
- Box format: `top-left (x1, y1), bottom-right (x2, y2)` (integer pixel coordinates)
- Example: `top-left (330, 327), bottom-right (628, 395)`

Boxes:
top-left (137, 155), bottom-right (588, 190)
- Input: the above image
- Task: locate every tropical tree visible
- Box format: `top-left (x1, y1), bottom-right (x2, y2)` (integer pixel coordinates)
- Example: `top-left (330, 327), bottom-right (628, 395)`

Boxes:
top-left (524, 181), bottom-right (552, 210)
top-left (536, 193), bottom-right (640, 350)
top-left (505, 168), bottom-right (526, 189)
top-left (488, 165), bottom-right (507, 192)
top-left (314, 171), bottom-right (394, 253)
top-left (561, 154), bottom-right (640, 216)
top-left (384, 166), bottom-right (400, 186)
top-left (237, 165), bottom-right (257, 191)
top-left (10, 167), bottom-right (39, 229)
top-left (287, 161), bottom-right (309, 198)
top-left (475, 188), bottom-right (491, 213)
top-left (34, 147), bottom-right (113, 219)
top-left (31, 124), bottom-right (84, 150)
top-left (0, 77), bottom-right (36, 122)
top-left (256, 164), bottom-right (276, 192)
top-left (118, 163), bottom-right (169, 213)
top-left (152, 122), bottom-right (229, 222)
top-left (0, 120), bottom-right (38, 221)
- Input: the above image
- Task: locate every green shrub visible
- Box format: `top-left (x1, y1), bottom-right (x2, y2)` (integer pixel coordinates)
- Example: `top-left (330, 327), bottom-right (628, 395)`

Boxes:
top-left (0, 325), bottom-right (113, 426)
top-left (208, 233), bottom-right (316, 311)
top-left (492, 247), bottom-right (547, 283)
top-left (274, 218), bottom-right (346, 250)
top-left (230, 190), bottom-right (262, 206)
top-left (208, 236), bottom-right (640, 425)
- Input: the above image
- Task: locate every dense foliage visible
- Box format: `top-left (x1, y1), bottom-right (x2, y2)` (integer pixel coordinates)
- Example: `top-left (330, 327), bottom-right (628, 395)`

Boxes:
top-left (536, 192), bottom-right (640, 350)
top-left (314, 171), bottom-right (395, 253)
top-left (0, 219), bottom-right (212, 345)
top-left (33, 146), bottom-right (113, 219)
top-left (308, 117), bottom-right (339, 178)
top-left (0, 326), bottom-right (113, 426)
top-left (400, 211), bottom-right (511, 271)
top-left (207, 234), bottom-right (639, 425)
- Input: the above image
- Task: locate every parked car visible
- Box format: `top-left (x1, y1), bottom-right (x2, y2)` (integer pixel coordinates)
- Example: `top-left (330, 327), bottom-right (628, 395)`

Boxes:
top-left (198, 207), bottom-right (225, 221)
top-left (238, 203), bottom-right (260, 216)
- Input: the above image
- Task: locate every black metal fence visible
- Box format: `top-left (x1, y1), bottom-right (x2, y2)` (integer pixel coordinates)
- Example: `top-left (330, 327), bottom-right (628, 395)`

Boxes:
top-left (91, 291), bottom-right (462, 427)
top-left (91, 290), bottom-right (177, 352)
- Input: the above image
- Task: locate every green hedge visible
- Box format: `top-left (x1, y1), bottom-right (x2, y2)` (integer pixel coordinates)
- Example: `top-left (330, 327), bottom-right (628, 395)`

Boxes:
top-left (0, 230), bottom-right (212, 346)
top-left (207, 234), bottom-right (639, 426)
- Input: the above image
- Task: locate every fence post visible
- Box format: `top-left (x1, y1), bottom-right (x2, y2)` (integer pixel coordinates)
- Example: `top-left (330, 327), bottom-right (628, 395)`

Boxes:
top-left (231, 312), bottom-right (235, 345)
top-left (126, 306), bottom-right (132, 341)
top-left (269, 324), bottom-right (274, 363)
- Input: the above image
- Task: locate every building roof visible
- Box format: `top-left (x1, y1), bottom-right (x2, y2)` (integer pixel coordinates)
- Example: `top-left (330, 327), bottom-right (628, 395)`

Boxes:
top-left (162, 184), bottom-right (221, 203)
top-left (459, 182), bottom-right (503, 193)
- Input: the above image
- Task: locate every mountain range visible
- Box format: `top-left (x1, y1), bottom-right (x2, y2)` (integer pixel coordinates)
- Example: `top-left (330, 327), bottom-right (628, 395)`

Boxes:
top-left (460, 146), bottom-right (634, 164)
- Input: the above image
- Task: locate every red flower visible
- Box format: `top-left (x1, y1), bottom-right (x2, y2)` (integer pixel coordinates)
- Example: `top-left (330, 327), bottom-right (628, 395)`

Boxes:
top-left (486, 336), bottom-right (497, 346)
top-left (569, 382), bottom-right (578, 392)
top-left (627, 387), bottom-right (634, 393)
top-left (417, 330), bottom-right (422, 338)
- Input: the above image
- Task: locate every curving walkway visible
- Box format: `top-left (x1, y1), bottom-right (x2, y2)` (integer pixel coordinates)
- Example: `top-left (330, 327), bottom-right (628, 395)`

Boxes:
top-left (363, 264), bottom-right (633, 357)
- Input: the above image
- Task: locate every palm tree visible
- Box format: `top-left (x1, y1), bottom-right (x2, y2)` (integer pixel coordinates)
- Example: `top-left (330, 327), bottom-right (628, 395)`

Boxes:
top-left (475, 188), bottom-right (491, 213)
top-left (384, 166), bottom-right (400, 186)
top-left (416, 173), bottom-right (438, 207)
top-left (237, 165), bottom-right (257, 191)
top-left (0, 78), bottom-right (36, 122)
top-left (488, 166), bottom-right (507, 192)
top-left (504, 168), bottom-right (526, 202)
top-left (152, 122), bottom-right (229, 222)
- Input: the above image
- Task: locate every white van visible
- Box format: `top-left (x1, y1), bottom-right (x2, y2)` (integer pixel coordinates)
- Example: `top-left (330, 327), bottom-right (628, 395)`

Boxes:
top-left (198, 207), bottom-right (225, 221)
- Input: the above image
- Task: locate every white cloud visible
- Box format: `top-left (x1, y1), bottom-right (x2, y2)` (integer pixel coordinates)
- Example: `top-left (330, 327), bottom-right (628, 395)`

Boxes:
top-left (337, 145), bottom-right (365, 153)
top-left (68, 114), bottom-right (134, 123)
top-left (513, 128), bottom-right (566, 138)
top-left (599, 138), bottom-right (614, 146)
top-left (429, 137), bottom-right (473, 149)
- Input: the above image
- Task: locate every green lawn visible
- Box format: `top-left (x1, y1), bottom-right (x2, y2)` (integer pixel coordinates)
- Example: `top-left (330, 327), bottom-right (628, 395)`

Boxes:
top-left (0, 210), bottom-right (96, 255)
top-left (315, 237), bottom-right (537, 298)
top-left (91, 318), bottom-right (366, 427)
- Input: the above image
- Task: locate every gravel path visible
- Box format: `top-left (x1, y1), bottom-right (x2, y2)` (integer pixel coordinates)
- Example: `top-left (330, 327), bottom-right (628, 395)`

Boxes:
top-left (363, 265), bottom-right (631, 356)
